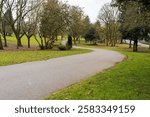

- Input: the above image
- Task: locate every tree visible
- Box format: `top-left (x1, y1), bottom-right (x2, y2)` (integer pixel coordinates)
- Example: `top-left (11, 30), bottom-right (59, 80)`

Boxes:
top-left (3, 0), bottom-right (41, 48)
top-left (98, 3), bottom-right (120, 46)
top-left (39, 0), bottom-right (70, 49)
top-left (115, 0), bottom-right (150, 51)
top-left (2, 9), bottom-right (13, 47)
top-left (69, 6), bottom-right (85, 45)
top-left (84, 26), bottom-right (100, 45)
top-left (22, 0), bottom-right (42, 48)
top-left (82, 16), bottom-right (91, 38)
top-left (0, 0), bottom-right (6, 50)
top-left (115, 0), bottom-right (150, 10)
top-left (94, 20), bottom-right (103, 43)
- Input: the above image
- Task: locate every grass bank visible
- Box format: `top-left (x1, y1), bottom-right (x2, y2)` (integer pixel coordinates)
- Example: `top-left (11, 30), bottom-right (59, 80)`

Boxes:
top-left (0, 49), bottom-right (92, 66)
top-left (46, 45), bottom-right (150, 100)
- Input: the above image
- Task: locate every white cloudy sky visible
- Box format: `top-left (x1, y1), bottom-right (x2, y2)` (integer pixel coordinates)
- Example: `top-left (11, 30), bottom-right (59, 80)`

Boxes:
top-left (61, 0), bottom-right (112, 23)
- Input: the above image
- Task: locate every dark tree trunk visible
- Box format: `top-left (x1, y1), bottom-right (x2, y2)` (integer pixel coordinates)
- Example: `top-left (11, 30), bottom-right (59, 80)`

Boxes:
top-left (133, 40), bottom-right (138, 52)
top-left (17, 38), bottom-right (23, 47)
top-left (2, 28), bottom-right (8, 47)
top-left (34, 35), bottom-right (44, 50)
top-left (129, 39), bottom-right (132, 48)
top-left (44, 37), bottom-right (49, 49)
top-left (12, 25), bottom-right (23, 48)
top-left (40, 37), bottom-right (44, 49)
top-left (0, 35), bottom-right (4, 50)
top-left (28, 38), bottom-right (30, 48)
top-left (120, 38), bottom-right (123, 44)
top-left (3, 34), bottom-right (7, 47)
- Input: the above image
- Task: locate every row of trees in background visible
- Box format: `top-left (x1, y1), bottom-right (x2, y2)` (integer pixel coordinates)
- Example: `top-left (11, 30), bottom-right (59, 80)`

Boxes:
top-left (0, 0), bottom-right (150, 51)
top-left (84, 3), bottom-right (121, 47)
top-left (0, 0), bottom-right (126, 50)
top-left (0, 0), bottom-right (92, 50)
top-left (86, 0), bottom-right (150, 51)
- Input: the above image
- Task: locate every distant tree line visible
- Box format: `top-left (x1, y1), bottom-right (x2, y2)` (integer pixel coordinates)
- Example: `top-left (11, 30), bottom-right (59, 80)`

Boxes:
top-left (0, 0), bottom-right (149, 51)
top-left (85, 0), bottom-right (150, 51)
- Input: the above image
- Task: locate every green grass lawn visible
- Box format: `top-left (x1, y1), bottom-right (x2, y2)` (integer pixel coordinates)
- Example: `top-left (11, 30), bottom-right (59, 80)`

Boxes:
top-left (0, 49), bottom-right (92, 66)
top-left (4, 35), bottom-right (70, 46)
top-left (45, 45), bottom-right (150, 100)
top-left (5, 36), bottom-right (41, 46)
top-left (4, 35), bottom-right (86, 46)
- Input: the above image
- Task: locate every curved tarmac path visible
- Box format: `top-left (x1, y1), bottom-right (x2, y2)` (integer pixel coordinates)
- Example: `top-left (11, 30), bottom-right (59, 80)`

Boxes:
top-left (0, 48), bottom-right (125, 100)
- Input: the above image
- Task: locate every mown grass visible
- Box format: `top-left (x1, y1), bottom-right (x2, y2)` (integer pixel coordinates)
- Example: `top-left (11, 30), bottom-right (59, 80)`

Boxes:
top-left (5, 36), bottom-right (41, 46)
top-left (4, 35), bottom-right (86, 46)
top-left (4, 35), bottom-right (73, 46)
top-left (0, 49), bottom-right (92, 66)
top-left (45, 44), bottom-right (150, 100)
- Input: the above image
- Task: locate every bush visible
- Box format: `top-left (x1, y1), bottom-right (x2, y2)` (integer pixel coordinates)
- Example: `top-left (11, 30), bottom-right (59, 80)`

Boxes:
top-left (59, 36), bottom-right (72, 50)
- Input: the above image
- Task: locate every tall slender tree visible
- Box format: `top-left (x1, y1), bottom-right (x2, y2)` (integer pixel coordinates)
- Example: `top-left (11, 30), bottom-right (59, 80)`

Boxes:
top-left (2, 9), bottom-right (13, 47)
top-left (0, 0), bottom-right (6, 50)
top-left (69, 6), bottom-right (85, 45)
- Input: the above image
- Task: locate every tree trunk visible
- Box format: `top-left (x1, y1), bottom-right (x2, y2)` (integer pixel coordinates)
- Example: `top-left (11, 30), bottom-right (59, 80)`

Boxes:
top-left (15, 33), bottom-right (23, 48)
top-left (34, 35), bottom-right (44, 50)
top-left (12, 25), bottom-right (23, 48)
top-left (3, 34), bottom-right (7, 47)
top-left (129, 39), bottom-right (132, 48)
top-left (17, 38), bottom-right (23, 47)
top-left (0, 35), bottom-right (4, 50)
top-left (133, 40), bottom-right (138, 52)
top-left (120, 38), bottom-right (123, 44)
top-left (28, 38), bottom-right (30, 48)
top-left (73, 37), bottom-right (77, 45)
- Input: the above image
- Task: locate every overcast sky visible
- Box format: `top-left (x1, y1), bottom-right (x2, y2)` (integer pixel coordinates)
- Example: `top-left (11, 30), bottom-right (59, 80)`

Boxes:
top-left (61, 0), bottom-right (112, 23)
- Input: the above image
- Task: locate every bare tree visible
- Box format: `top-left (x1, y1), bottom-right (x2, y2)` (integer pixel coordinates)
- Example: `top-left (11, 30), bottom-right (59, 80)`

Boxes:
top-left (3, 0), bottom-right (41, 48)
top-left (0, 0), bottom-right (6, 50)
top-left (98, 3), bottom-right (120, 46)
top-left (22, 0), bottom-right (43, 48)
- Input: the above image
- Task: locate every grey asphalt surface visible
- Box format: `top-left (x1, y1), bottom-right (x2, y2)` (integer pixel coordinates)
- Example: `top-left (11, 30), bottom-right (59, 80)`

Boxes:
top-left (0, 48), bottom-right (125, 100)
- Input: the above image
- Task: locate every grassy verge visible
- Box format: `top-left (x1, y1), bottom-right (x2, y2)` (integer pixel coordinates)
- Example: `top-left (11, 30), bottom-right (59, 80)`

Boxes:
top-left (0, 49), bottom-right (92, 66)
top-left (45, 44), bottom-right (150, 100)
